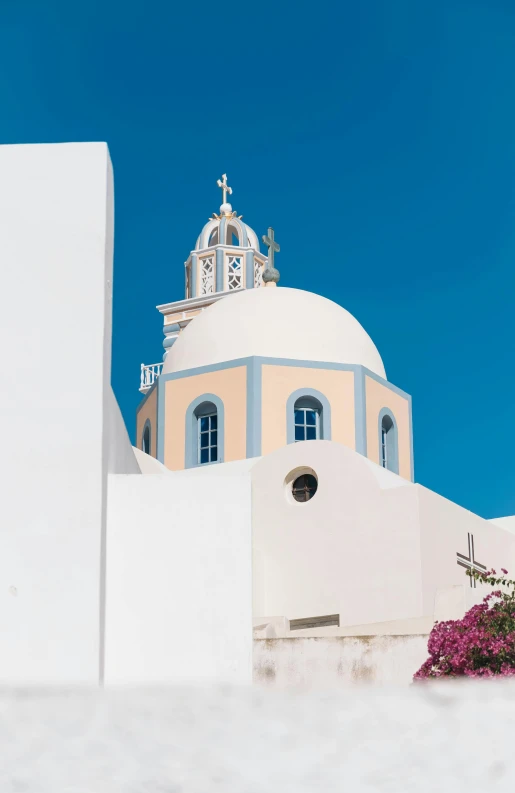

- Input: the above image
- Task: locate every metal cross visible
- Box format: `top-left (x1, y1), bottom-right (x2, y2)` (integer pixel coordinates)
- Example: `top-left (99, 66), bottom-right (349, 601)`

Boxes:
top-left (456, 533), bottom-right (486, 588)
top-left (217, 173), bottom-right (232, 204)
top-left (262, 227), bottom-right (280, 269)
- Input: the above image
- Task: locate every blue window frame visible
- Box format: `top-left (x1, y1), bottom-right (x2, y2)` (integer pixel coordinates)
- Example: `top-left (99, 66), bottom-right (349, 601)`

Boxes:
top-left (142, 421), bottom-right (151, 455)
top-left (286, 389), bottom-right (331, 445)
top-left (185, 394), bottom-right (224, 469)
top-left (379, 410), bottom-right (398, 474)
top-left (198, 413), bottom-right (218, 464)
top-left (294, 406), bottom-right (320, 441)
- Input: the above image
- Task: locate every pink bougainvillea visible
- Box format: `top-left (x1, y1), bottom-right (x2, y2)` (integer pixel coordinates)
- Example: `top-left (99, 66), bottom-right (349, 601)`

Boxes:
top-left (414, 568), bottom-right (515, 680)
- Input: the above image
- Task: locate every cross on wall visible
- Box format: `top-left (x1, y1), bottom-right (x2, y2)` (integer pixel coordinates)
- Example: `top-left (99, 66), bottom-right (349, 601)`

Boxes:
top-left (456, 533), bottom-right (486, 588)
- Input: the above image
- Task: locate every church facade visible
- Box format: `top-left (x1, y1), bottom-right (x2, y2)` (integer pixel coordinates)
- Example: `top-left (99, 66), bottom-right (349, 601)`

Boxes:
top-left (136, 177), bottom-right (413, 480)
top-left (2, 144), bottom-right (514, 688)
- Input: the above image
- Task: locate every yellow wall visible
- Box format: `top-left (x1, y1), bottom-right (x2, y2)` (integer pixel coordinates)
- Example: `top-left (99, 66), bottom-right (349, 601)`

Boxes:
top-left (163, 366), bottom-right (247, 470)
top-left (261, 365), bottom-right (355, 456)
top-left (365, 376), bottom-right (411, 480)
top-left (136, 386), bottom-right (157, 458)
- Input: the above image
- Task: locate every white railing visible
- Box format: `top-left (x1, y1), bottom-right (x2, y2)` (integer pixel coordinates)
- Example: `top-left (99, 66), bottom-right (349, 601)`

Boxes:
top-left (140, 362), bottom-right (163, 392)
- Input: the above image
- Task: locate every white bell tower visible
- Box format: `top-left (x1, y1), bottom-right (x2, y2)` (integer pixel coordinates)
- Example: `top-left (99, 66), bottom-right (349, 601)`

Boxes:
top-left (140, 174), bottom-right (269, 391)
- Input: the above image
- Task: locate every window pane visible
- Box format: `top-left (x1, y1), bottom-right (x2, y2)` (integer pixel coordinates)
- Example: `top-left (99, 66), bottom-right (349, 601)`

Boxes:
top-left (295, 425), bottom-right (305, 441)
top-left (305, 410), bottom-right (317, 426)
top-left (294, 410), bottom-right (304, 425)
top-left (200, 416), bottom-right (210, 432)
top-left (292, 474), bottom-right (318, 502)
top-left (210, 446), bottom-right (218, 462)
top-left (200, 432), bottom-right (209, 448)
top-left (306, 426), bottom-right (317, 440)
top-left (211, 430), bottom-right (217, 446)
top-left (211, 415), bottom-right (218, 430)
top-left (200, 448), bottom-right (209, 464)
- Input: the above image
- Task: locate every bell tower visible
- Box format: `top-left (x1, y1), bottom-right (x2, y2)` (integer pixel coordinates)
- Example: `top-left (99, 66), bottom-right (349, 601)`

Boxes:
top-left (185, 173), bottom-right (267, 300)
top-left (139, 174), bottom-right (268, 388)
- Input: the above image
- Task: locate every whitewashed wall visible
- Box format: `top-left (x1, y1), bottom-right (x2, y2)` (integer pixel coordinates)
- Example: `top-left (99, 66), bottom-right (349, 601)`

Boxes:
top-left (4, 682), bottom-right (515, 791)
top-left (105, 473), bottom-right (253, 684)
top-left (251, 441), bottom-right (515, 631)
top-left (418, 485), bottom-right (515, 615)
top-left (251, 442), bottom-right (422, 626)
top-left (254, 634), bottom-right (429, 687)
top-left (0, 143), bottom-right (115, 685)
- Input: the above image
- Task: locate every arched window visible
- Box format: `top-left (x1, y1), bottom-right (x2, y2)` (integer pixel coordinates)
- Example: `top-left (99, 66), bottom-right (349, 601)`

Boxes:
top-left (286, 389), bottom-right (332, 445)
top-left (185, 394), bottom-right (225, 468)
top-left (196, 401), bottom-right (218, 465)
top-left (379, 409), bottom-right (398, 474)
top-left (294, 396), bottom-right (322, 441)
top-left (142, 421), bottom-right (151, 455)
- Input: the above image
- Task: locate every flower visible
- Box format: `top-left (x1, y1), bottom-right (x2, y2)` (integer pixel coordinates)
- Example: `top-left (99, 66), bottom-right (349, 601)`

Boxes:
top-left (414, 566), bottom-right (515, 680)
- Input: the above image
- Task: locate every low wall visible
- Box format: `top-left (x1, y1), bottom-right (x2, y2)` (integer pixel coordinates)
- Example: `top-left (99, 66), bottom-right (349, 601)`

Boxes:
top-left (3, 682), bottom-right (514, 791)
top-left (254, 634), bottom-right (429, 686)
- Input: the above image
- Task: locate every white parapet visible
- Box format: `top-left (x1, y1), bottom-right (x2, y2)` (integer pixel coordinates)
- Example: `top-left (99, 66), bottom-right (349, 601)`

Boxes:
top-left (140, 361), bottom-right (163, 392)
top-left (0, 143), bottom-right (115, 685)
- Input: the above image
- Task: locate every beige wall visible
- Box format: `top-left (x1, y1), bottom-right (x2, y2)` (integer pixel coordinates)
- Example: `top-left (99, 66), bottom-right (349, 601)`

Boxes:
top-left (365, 376), bottom-right (411, 480)
top-left (163, 366), bottom-right (247, 470)
top-left (136, 386), bottom-right (157, 458)
top-left (165, 307), bottom-right (202, 326)
top-left (261, 365), bottom-right (355, 456)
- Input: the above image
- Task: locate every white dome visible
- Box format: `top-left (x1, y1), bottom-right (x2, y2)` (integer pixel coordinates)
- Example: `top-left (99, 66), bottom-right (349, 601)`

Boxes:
top-left (195, 215), bottom-right (260, 251)
top-left (163, 287), bottom-right (386, 379)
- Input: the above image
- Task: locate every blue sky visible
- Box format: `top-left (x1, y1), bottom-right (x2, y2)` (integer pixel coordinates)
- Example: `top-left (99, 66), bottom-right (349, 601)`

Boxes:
top-left (2, 0), bottom-right (515, 518)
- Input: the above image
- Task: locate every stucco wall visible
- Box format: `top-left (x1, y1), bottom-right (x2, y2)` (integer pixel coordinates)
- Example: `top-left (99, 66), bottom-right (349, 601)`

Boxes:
top-left (417, 485), bottom-right (515, 617)
top-left (108, 388), bottom-right (141, 474)
top-left (4, 682), bottom-right (515, 790)
top-left (365, 375), bottom-right (412, 479)
top-left (136, 384), bottom-right (157, 457)
top-left (252, 441), bottom-right (422, 626)
top-left (163, 366), bottom-right (247, 470)
top-left (261, 365), bottom-right (355, 455)
top-left (0, 142), bottom-right (113, 685)
top-left (254, 634), bottom-right (429, 687)
top-left (105, 473), bottom-right (253, 684)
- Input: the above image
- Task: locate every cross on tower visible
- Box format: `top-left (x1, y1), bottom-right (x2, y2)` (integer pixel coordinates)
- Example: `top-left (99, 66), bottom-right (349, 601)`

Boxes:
top-left (217, 173), bottom-right (232, 204)
top-left (262, 227), bottom-right (280, 270)
top-left (456, 532), bottom-right (486, 588)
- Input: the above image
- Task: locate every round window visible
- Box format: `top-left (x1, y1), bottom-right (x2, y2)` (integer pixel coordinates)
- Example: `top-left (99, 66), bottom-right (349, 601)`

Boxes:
top-left (291, 473), bottom-right (318, 503)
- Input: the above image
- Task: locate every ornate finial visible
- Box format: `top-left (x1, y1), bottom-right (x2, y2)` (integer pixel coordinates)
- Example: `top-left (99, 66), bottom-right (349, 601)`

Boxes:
top-left (262, 227), bottom-right (280, 285)
top-left (217, 172), bottom-right (233, 210)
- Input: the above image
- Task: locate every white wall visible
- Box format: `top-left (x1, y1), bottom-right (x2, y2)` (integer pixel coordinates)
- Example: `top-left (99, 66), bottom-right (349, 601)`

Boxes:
top-left (0, 143), bottom-right (113, 684)
top-left (489, 515), bottom-right (515, 534)
top-left (417, 486), bottom-right (515, 616)
top-left (251, 441), bottom-right (515, 632)
top-left (254, 634), bottom-right (429, 687)
top-left (107, 387), bottom-right (141, 475)
top-left (105, 473), bottom-right (253, 684)
top-left (3, 682), bottom-right (515, 790)
top-left (251, 442), bottom-right (423, 627)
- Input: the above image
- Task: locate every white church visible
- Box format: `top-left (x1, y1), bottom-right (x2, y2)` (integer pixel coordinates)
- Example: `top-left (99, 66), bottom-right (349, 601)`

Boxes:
top-left (1, 142), bottom-right (514, 687)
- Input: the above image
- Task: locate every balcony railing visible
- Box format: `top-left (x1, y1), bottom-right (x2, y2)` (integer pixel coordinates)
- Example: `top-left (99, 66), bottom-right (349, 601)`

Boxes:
top-left (140, 362), bottom-right (163, 392)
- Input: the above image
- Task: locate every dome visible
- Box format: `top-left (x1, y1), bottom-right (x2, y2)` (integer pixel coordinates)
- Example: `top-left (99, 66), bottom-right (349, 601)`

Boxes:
top-left (162, 287), bottom-right (386, 378)
top-left (195, 208), bottom-right (260, 251)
